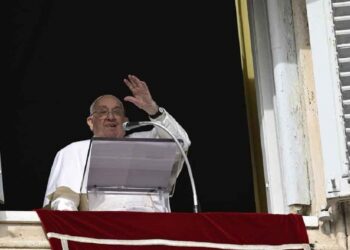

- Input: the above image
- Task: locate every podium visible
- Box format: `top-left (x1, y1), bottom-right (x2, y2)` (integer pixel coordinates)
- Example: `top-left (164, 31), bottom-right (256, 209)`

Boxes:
top-left (85, 137), bottom-right (183, 212)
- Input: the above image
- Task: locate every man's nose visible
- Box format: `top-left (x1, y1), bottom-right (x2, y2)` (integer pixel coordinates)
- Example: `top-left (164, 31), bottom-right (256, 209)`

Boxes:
top-left (106, 111), bottom-right (116, 119)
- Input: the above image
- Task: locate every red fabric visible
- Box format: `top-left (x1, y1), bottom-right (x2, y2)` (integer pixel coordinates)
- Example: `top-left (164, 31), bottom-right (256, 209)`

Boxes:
top-left (35, 209), bottom-right (309, 250)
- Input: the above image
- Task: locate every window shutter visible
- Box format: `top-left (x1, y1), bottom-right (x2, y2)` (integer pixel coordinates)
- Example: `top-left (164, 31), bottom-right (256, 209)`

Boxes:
top-left (326, 0), bottom-right (350, 198)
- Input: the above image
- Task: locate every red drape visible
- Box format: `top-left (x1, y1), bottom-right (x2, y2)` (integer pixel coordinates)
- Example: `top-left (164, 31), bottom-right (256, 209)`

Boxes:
top-left (35, 209), bottom-right (309, 250)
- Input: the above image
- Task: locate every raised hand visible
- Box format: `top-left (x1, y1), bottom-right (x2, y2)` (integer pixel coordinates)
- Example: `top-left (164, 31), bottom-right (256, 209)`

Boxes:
top-left (123, 74), bottom-right (158, 115)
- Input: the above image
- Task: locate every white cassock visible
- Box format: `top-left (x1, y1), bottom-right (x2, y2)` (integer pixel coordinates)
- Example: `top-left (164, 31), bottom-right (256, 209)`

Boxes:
top-left (43, 109), bottom-right (190, 212)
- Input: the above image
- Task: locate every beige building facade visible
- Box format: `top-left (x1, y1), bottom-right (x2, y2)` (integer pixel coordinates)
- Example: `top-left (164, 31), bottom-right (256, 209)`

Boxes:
top-left (237, 0), bottom-right (350, 249)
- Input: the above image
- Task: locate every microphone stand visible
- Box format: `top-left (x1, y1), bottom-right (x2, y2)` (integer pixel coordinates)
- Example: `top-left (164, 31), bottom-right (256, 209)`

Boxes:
top-left (80, 137), bottom-right (93, 194)
top-left (124, 121), bottom-right (200, 213)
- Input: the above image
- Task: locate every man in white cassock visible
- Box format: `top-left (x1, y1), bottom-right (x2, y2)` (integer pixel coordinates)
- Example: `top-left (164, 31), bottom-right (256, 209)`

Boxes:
top-left (43, 75), bottom-right (190, 212)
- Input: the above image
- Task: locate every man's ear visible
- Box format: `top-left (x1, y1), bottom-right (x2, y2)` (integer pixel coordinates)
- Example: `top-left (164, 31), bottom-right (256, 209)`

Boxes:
top-left (86, 116), bottom-right (93, 131)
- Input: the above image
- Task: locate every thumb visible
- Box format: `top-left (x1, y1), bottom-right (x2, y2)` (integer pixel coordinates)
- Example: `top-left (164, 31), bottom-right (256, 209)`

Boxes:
top-left (124, 96), bottom-right (141, 107)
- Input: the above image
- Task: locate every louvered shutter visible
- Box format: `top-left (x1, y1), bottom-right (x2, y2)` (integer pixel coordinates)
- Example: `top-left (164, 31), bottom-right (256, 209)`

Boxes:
top-left (325, 0), bottom-right (350, 198)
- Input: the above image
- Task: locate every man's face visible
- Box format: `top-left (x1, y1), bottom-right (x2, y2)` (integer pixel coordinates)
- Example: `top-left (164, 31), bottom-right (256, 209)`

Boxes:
top-left (87, 95), bottom-right (128, 138)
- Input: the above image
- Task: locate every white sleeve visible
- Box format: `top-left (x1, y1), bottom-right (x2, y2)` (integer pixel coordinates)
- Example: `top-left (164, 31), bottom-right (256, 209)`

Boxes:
top-left (43, 141), bottom-right (90, 208)
top-left (127, 108), bottom-right (191, 151)
top-left (51, 197), bottom-right (78, 211)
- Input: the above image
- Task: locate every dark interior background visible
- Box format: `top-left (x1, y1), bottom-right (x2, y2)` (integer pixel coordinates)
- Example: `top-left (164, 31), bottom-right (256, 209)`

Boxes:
top-left (4, 0), bottom-right (255, 212)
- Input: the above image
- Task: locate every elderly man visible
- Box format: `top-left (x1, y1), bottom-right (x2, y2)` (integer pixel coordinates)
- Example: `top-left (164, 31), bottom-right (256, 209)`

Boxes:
top-left (43, 75), bottom-right (190, 212)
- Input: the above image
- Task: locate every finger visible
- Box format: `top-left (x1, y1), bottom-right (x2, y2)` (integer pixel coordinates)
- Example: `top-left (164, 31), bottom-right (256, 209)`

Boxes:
top-left (129, 74), bottom-right (141, 82)
top-left (129, 74), bottom-right (144, 88)
top-left (131, 75), bottom-right (149, 88)
top-left (124, 96), bottom-right (141, 107)
top-left (124, 78), bottom-right (135, 90)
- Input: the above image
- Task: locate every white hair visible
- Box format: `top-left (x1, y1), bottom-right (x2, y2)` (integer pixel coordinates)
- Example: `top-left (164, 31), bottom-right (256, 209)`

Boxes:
top-left (89, 94), bottom-right (124, 115)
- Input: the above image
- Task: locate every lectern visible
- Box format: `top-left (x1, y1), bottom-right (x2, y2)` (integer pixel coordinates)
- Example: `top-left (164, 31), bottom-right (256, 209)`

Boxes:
top-left (85, 137), bottom-right (183, 211)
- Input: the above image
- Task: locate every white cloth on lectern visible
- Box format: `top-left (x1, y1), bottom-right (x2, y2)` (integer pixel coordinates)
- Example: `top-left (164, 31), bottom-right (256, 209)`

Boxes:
top-left (43, 109), bottom-right (190, 212)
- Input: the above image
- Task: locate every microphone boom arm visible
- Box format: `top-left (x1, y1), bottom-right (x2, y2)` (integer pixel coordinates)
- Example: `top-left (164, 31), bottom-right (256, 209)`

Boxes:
top-left (123, 121), bottom-right (199, 213)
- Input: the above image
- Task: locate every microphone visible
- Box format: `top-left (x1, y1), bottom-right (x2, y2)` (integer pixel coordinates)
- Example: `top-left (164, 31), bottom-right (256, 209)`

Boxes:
top-left (122, 121), bottom-right (153, 131)
top-left (122, 121), bottom-right (200, 213)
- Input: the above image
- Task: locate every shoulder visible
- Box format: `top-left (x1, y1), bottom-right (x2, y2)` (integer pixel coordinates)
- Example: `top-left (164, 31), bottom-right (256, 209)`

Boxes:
top-left (52, 139), bottom-right (91, 163)
top-left (59, 139), bottom-right (90, 153)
